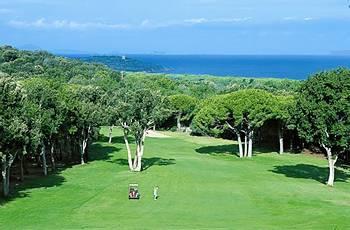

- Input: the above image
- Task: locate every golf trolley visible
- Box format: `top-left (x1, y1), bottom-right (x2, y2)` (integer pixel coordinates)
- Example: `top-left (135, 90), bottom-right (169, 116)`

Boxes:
top-left (128, 184), bottom-right (140, 200)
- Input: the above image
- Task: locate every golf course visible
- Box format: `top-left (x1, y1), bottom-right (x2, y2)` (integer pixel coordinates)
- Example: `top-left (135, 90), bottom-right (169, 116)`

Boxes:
top-left (1, 127), bottom-right (349, 229)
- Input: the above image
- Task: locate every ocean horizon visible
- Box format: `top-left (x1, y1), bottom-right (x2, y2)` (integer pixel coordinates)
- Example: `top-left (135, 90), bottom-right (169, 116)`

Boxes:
top-left (67, 54), bottom-right (350, 80)
top-left (127, 54), bottom-right (350, 80)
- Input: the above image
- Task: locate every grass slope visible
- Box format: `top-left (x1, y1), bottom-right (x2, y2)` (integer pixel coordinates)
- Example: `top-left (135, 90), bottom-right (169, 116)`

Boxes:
top-left (1, 128), bottom-right (350, 229)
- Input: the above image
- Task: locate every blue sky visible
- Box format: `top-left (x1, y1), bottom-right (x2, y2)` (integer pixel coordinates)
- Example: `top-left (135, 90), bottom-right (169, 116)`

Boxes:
top-left (0, 0), bottom-right (350, 54)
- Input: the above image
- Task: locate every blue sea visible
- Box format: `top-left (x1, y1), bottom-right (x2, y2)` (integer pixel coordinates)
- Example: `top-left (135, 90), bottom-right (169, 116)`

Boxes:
top-left (128, 55), bottom-right (350, 80)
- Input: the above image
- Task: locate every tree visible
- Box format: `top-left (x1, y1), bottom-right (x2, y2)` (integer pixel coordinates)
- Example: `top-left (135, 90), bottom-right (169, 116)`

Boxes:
top-left (0, 77), bottom-right (26, 197)
top-left (193, 89), bottom-right (276, 158)
top-left (2, 49), bottom-right (19, 62)
top-left (22, 78), bottom-right (63, 175)
top-left (168, 94), bottom-right (197, 131)
top-left (295, 69), bottom-right (350, 186)
top-left (61, 84), bottom-right (104, 165)
top-left (117, 87), bottom-right (167, 172)
top-left (100, 83), bottom-right (121, 144)
top-left (271, 95), bottom-right (296, 154)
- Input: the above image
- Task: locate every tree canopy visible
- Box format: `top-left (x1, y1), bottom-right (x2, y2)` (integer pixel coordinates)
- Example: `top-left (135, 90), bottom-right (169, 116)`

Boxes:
top-left (295, 69), bottom-right (350, 186)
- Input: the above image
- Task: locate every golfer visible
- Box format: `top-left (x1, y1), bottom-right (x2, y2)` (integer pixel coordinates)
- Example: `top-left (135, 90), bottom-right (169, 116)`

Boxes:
top-left (153, 186), bottom-right (159, 200)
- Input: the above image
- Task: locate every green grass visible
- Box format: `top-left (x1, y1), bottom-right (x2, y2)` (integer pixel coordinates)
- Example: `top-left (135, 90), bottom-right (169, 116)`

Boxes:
top-left (1, 127), bottom-right (350, 229)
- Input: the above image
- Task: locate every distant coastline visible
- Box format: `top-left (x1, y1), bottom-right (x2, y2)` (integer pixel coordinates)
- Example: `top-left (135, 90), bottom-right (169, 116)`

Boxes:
top-left (67, 54), bottom-right (350, 80)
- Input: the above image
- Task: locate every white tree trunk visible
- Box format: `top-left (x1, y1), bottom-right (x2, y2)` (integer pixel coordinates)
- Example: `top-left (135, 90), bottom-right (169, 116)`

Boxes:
top-left (132, 144), bottom-right (139, 169)
top-left (248, 130), bottom-right (253, 158)
top-left (123, 129), bottom-right (134, 171)
top-left (327, 158), bottom-right (336, 186)
top-left (244, 134), bottom-right (248, 157)
top-left (237, 134), bottom-right (243, 158)
top-left (108, 126), bottom-right (113, 144)
top-left (81, 139), bottom-right (88, 165)
top-left (41, 145), bottom-right (47, 176)
top-left (321, 144), bottom-right (337, 186)
top-left (278, 127), bottom-right (284, 154)
top-left (224, 122), bottom-right (243, 158)
top-left (134, 153), bottom-right (142, 172)
top-left (134, 131), bottom-right (146, 172)
top-left (1, 153), bottom-right (16, 197)
top-left (177, 112), bottom-right (182, 131)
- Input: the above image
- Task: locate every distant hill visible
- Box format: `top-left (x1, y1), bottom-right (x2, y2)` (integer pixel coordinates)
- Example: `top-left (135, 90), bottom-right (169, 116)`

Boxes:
top-left (67, 55), bottom-right (166, 73)
top-left (0, 46), bottom-right (120, 82)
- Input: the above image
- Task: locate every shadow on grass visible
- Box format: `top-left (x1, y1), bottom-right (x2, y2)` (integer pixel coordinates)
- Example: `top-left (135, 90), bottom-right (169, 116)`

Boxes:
top-left (89, 143), bottom-right (121, 161)
top-left (111, 157), bottom-right (176, 171)
top-left (196, 144), bottom-right (239, 157)
top-left (0, 171), bottom-right (66, 205)
top-left (1, 141), bottom-right (121, 204)
top-left (98, 135), bottom-right (135, 144)
top-left (196, 144), bottom-right (280, 157)
top-left (270, 164), bottom-right (350, 184)
top-left (253, 146), bottom-right (280, 154)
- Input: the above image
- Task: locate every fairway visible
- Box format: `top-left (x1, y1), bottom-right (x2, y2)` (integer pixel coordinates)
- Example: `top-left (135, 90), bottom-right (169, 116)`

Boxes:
top-left (1, 127), bottom-right (350, 229)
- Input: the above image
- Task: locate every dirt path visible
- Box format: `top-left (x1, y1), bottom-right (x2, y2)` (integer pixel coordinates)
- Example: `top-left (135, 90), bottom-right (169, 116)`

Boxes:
top-left (146, 130), bottom-right (170, 138)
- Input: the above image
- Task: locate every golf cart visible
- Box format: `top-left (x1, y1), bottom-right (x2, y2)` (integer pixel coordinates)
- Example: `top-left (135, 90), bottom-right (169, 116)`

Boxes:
top-left (128, 184), bottom-right (140, 199)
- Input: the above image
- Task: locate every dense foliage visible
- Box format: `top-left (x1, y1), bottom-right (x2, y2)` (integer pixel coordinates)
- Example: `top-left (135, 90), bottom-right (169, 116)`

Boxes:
top-left (0, 46), bottom-right (120, 82)
top-left (294, 69), bottom-right (350, 186)
top-left (0, 46), bottom-right (349, 198)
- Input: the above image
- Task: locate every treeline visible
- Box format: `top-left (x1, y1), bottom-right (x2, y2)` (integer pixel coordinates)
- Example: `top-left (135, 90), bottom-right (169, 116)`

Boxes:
top-left (125, 72), bottom-right (301, 98)
top-left (0, 46), bottom-right (349, 198)
top-left (0, 46), bottom-right (124, 197)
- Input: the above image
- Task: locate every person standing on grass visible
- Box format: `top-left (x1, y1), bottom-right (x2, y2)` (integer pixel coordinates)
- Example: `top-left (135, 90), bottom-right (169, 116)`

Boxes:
top-left (153, 186), bottom-right (159, 200)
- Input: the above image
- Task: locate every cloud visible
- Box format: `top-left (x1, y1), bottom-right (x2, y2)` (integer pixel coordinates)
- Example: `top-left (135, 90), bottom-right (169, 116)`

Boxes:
top-left (184, 18), bottom-right (208, 24)
top-left (8, 17), bottom-right (253, 30)
top-left (141, 19), bottom-right (150, 26)
top-left (303, 17), bottom-right (314, 21)
top-left (8, 18), bottom-right (130, 30)
top-left (282, 17), bottom-right (297, 21)
top-left (282, 16), bottom-right (316, 22)
top-left (183, 17), bottom-right (252, 25)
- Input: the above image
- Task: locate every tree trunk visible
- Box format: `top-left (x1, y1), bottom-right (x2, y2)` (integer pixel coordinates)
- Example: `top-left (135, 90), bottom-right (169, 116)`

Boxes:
top-left (1, 153), bottom-right (16, 197)
top-left (81, 139), bottom-right (87, 165)
top-left (248, 130), bottom-right (253, 158)
top-left (41, 145), bottom-right (47, 176)
top-left (289, 134), bottom-right (294, 151)
top-left (80, 147), bottom-right (84, 165)
top-left (123, 129), bottom-right (134, 171)
top-left (134, 131), bottom-right (146, 172)
top-left (177, 112), bottom-right (182, 131)
top-left (321, 144), bottom-right (337, 186)
top-left (85, 141), bottom-right (90, 162)
top-left (134, 150), bottom-right (142, 172)
top-left (278, 126), bottom-right (284, 154)
top-left (50, 142), bottom-right (56, 172)
top-left (108, 126), bottom-right (113, 144)
top-left (237, 134), bottom-right (243, 158)
top-left (327, 158), bottom-right (336, 186)
top-left (132, 141), bottom-right (139, 170)
top-left (20, 155), bottom-right (24, 181)
top-left (20, 145), bottom-right (26, 181)
top-left (1, 159), bottom-right (9, 197)
top-left (224, 122), bottom-right (243, 158)
top-left (244, 134), bottom-right (248, 157)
